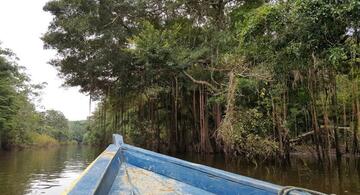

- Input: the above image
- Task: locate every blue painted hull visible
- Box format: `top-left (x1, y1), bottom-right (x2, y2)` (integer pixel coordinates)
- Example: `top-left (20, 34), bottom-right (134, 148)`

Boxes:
top-left (64, 134), bottom-right (323, 195)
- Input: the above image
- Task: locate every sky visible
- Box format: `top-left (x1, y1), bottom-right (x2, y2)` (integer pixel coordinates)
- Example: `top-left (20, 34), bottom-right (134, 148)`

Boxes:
top-left (0, 0), bottom-right (97, 121)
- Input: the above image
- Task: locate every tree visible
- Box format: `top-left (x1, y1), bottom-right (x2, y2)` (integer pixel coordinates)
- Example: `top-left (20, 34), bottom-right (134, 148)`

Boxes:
top-left (41, 110), bottom-right (69, 142)
top-left (0, 44), bottom-right (47, 148)
top-left (68, 120), bottom-right (88, 143)
top-left (43, 0), bottom-right (360, 163)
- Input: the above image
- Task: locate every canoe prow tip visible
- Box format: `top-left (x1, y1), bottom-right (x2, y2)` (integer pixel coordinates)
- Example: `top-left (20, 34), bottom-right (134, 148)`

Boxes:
top-left (112, 134), bottom-right (123, 146)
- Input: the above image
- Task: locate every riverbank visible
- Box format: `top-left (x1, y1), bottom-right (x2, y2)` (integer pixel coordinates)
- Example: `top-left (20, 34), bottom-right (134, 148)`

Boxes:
top-left (30, 133), bottom-right (60, 147)
top-left (292, 145), bottom-right (360, 160)
top-left (2, 133), bottom-right (79, 150)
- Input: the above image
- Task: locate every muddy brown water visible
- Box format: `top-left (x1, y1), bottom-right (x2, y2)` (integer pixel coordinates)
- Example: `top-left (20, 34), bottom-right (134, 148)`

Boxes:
top-left (174, 153), bottom-right (360, 195)
top-left (0, 145), bottom-right (359, 195)
top-left (0, 145), bottom-right (102, 195)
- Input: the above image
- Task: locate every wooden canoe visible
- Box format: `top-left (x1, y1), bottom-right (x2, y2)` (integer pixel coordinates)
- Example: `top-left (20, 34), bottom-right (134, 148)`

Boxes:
top-left (64, 134), bottom-right (326, 195)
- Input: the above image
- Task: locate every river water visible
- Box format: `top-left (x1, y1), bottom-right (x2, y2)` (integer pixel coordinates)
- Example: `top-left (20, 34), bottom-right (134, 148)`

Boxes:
top-left (175, 153), bottom-right (360, 195)
top-left (0, 145), bottom-right (102, 195)
top-left (0, 145), bottom-right (359, 195)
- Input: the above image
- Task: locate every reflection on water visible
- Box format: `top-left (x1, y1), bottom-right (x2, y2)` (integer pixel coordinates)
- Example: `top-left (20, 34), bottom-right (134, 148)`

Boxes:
top-left (0, 145), bottom-right (102, 195)
top-left (174, 153), bottom-right (360, 195)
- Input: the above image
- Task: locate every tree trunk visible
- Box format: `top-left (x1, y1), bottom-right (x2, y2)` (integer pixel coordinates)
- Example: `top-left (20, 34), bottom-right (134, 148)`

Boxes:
top-left (271, 95), bottom-right (276, 139)
top-left (352, 83), bottom-right (359, 154)
top-left (199, 86), bottom-right (205, 152)
top-left (323, 105), bottom-right (332, 165)
top-left (174, 76), bottom-right (179, 151)
top-left (331, 76), bottom-right (342, 160)
top-left (283, 90), bottom-right (290, 164)
top-left (192, 89), bottom-right (198, 149)
top-left (354, 97), bottom-right (360, 154)
top-left (156, 107), bottom-right (160, 152)
top-left (308, 68), bottom-right (323, 162)
top-left (344, 103), bottom-right (349, 153)
top-left (199, 85), bottom-right (214, 153)
top-left (213, 103), bottom-right (221, 129)
top-left (169, 81), bottom-right (177, 153)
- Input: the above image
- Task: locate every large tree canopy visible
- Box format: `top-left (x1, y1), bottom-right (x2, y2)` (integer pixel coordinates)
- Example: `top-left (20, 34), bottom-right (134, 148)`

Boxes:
top-left (43, 0), bottom-right (360, 163)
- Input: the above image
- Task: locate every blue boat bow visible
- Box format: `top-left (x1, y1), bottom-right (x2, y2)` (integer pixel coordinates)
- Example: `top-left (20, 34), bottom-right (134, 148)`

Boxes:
top-left (64, 134), bottom-right (327, 195)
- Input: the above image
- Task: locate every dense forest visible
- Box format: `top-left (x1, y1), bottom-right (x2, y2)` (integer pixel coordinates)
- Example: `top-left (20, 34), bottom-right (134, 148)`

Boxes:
top-left (0, 46), bottom-right (78, 149)
top-left (42, 0), bottom-right (359, 164)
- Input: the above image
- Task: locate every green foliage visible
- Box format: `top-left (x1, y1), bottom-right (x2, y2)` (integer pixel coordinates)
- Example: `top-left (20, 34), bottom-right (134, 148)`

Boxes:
top-left (30, 132), bottom-right (59, 147)
top-left (0, 44), bottom-right (35, 148)
top-left (230, 109), bottom-right (277, 160)
top-left (68, 120), bottom-right (88, 143)
top-left (39, 110), bottom-right (69, 142)
top-left (0, 44), bottom-right (75, 149)
top-left (43, 0), bottom-right (360, 160)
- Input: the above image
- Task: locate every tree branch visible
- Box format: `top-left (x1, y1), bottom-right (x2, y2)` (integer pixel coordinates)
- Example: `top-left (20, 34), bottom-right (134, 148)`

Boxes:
top-left (182, 71), bottom-right (217, 91)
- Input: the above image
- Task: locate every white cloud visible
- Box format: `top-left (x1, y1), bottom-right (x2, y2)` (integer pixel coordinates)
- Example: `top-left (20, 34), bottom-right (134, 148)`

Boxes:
top-left (0, 0), bottom-right (97, 120)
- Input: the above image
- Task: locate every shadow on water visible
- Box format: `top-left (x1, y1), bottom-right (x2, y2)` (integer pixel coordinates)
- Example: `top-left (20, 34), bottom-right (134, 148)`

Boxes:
top-left (0, 145), bottom-right (102, 195)
top-left (174, 153), bottom-right (360, 195)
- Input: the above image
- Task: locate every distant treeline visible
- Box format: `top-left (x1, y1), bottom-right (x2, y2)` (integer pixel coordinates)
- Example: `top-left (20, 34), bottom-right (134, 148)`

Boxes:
top-left (42, 0), bottom-right (359, 164)
top-left (0, 45), bottom-right (83, 149)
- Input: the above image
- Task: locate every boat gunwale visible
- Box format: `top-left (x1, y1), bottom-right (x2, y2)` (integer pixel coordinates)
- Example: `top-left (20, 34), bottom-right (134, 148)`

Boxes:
top-left (64, 143), bottom-right (121, 195)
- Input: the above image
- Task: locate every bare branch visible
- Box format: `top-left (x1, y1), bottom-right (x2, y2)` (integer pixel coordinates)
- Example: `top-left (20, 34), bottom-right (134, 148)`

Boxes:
top-left (182, 71), bottom-right (217, 91)
top-left (103, 15), bottom-right (120, 28)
